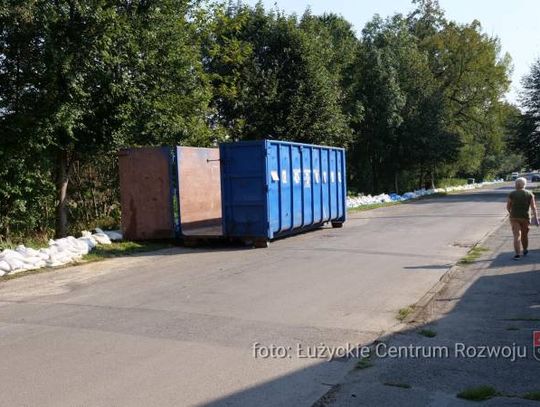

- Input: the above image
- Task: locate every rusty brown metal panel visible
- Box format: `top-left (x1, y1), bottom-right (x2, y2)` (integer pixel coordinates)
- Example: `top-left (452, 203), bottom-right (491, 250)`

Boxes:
top-left (118, 147), bottom-right (174, 240)
top-left (177, 147), bottom-right (222, 236)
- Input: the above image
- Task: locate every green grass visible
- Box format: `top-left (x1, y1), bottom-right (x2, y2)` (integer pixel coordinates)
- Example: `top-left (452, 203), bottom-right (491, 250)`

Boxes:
top-left (456, 387), bottom-right (540, 402)
top-left (383, 382), bottom-right (411, 389)
top-left (522, 392), bottom-right (540, 401)
top-left (347, 192), bottom-right (448, 213)
top-left (438, 178), bottom-right (468, 188)
top-left (82, 241), bottom-right (173, 262)
top-left (348, 201), bottom-right (403, 213)
top-left (457, 386), bottom-right (498, 401)
top-left (397, 306), bottom-right (415, 322)
top-left (418, 328), bottom-right (437, 338)
top-left (355, 357), bottom-right (374, 370)
top-left (458, 245), bottom-right (489, 265)
top-left (0, 235), bottom-right (50, 250)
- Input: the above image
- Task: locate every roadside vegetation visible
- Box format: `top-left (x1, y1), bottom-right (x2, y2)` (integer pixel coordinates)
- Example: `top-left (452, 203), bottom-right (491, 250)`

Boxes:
top-left (457, 386), bottom-right (498, 401)
top-left (82, 241), bottom-right (173, 262)
top-left (458, 245), bottom-right (489, 265)
top-left (355, 357), bottom-right (374, 370)
top-left (348, 191), bottom-right (448, 213)
top-left (348, 201), bottom-right (404, 213)
top-left (418, 329), bottom-right (437, 338)
top-left (397, 306), bottom-right (415, 322)
top-left (457, 386), bottom-right (540, 402)
top-left (437, 178), bottom-right (469, 188)
top-left (1, 0), bottom-right (538, 246)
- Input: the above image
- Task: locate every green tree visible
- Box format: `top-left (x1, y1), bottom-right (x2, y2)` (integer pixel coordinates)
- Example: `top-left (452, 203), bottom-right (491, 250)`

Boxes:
top-left (349, 14), bottom-right (460, 193)
top-left (202, 3), bottom-right (350, 145)
top-left (409, 2), bottom-right (512, 179)
top-left (299, 12), bottom-right (359, 116)
top-left (350, 15), bottom-right (405, 192)
top-left (519, 58), bottom-right (540, 169)
top-left (0, 0), bottom-right (211, 238)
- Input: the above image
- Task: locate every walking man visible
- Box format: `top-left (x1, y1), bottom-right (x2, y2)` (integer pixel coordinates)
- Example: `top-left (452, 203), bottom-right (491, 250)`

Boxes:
top-left (507, 177), bottom-right (539, 260)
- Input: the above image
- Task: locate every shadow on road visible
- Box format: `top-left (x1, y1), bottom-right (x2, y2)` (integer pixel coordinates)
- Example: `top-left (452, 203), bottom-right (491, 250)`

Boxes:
top-left (490, 248), bottom-right (540, 267)
top-left (403, 264), bottom-right (454, 270)
top-left (199, 246), bottom-right (540, 406)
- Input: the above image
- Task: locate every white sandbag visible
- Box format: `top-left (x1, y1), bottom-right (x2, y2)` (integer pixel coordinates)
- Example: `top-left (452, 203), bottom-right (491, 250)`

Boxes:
top-left (64, 237), bottom-right (85, 255)
top-left (94, 228), bottom-right (122, 241)
top-left (75, 242), bottom-right (90, 255)
top-left (78, 237), bottom-right (97, 250)
top-left (0, 249), bottom-right (25, 261)
top-left (102, 230), bottom-right (122, 241)
top-left (0, 260), bottom-right (11, 273)
top-left (14, 246), bottom-right (45, 267)
top-left (41, 246), bottom-right (55, 256)
top-left (20, 255), bottom-right (46, 267)
top-left (92, 232), bottom-right (112, 245)
top-left (56, 249), bottom-right (82, 262)
top-left (35, 247), bottom-right (50, 259)
top-left (0, 226), bottom-right (119, 274)
top-left (4, 256), bottom-right (28, 272)
top-left (18, 261), bottom-right (41, 271)
top-left (71, 237), bottom-right (90, 254)
top-left (51, 237), bottom-right (85, 257)
top-left (46, 250), bottom-right (75, 267)
top-left (15, 245), bottom-right (41, 257)
top-left (46, 256), bottom-right (66, 268)
top-left (51, 245), bottom-right (77, 259)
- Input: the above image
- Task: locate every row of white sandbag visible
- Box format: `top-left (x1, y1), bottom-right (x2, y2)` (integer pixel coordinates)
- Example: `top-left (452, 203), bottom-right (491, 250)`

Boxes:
top-left (346, 179), bottom-right (504, 208)
top-left (0, 229), bottom-right (122, 277)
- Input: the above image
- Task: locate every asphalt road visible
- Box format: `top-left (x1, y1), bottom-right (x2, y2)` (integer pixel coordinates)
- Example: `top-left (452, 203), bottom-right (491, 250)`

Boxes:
top-left (325, 200), bottom-right (540, 407)
top-left (0, 185), bottom-right (512, 406)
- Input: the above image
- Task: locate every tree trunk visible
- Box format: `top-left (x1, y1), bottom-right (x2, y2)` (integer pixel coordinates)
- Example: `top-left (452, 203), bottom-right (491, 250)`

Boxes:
top-left (394, 171), bottom-right (399, 194)
top-left (55, 150), bottom-right (70, 238)
top-left (371, 159), bottom-right (378, 193)
top-left (430, 168), bottom-right (435, 190)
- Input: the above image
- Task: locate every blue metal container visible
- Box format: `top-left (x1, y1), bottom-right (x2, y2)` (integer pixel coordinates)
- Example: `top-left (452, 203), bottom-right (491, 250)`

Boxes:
top-left (220, 140), bottom-right (346, 244)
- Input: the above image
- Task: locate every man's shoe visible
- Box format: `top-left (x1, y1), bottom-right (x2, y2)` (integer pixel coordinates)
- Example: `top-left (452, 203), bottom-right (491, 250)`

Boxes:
top-left (513, 255), bottom-right (521, 261)
top-left (523, 250), bottom-right (529, 256)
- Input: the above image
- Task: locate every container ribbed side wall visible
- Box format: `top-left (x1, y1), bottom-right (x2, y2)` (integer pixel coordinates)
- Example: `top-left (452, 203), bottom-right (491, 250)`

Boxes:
top-left (220, 140), bottom-right (346, 241)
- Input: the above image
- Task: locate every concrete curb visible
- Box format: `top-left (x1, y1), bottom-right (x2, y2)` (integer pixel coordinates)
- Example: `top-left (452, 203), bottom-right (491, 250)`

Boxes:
top-left (402, 213), bottom-right (510, 325)
top-left (313, 214), bottom-right (511, 407)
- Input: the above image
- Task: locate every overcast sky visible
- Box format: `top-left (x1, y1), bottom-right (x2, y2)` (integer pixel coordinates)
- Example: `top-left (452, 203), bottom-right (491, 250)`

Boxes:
top-left (244, 0), bottom-right (540, 105)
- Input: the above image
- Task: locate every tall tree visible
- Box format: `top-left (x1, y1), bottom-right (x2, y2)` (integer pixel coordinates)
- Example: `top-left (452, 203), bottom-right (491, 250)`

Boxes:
top-left (202, 3), bottom-right (351, 145)
top-left (519, 58), bottom-right (540, 169)
top-left (409, 2), bottom-right (512, 178)
top-left (350, 15), bottom-right (405, 192)
top-left (0, 0), bottom-right (211, 237)
top-left (349, 14), bottom-right (460, 192)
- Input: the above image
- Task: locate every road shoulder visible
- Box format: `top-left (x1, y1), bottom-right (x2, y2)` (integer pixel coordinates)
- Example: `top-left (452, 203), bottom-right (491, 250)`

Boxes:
top-left (316, 221), bottom-right (540, 406)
